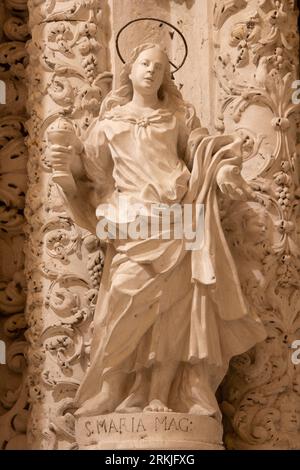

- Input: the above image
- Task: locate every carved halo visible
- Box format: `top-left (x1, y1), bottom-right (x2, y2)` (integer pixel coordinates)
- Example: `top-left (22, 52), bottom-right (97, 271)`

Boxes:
top-left (116, 17), bottom-right (188, 74)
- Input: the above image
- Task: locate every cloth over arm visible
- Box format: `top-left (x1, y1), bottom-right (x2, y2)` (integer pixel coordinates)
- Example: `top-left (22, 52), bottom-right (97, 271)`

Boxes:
top-left (57, 118), bottom-right (114, 234)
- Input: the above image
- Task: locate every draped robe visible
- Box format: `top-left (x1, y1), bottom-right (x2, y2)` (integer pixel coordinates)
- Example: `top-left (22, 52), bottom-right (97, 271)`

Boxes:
top-left (59, 104), bottom-right (266, 411)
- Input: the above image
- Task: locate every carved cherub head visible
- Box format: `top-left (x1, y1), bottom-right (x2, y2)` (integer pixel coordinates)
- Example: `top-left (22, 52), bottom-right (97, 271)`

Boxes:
top-left (223, 201), bottom-right (269, 256)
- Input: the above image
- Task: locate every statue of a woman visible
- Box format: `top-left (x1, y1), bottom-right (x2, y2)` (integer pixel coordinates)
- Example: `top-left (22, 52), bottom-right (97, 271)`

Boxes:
top-left (50, 43), bottom-right (266, 421)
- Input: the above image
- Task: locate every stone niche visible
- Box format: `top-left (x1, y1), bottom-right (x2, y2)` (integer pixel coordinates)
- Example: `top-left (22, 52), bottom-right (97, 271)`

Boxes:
top-left (0, 0), bottom-right (299, 451)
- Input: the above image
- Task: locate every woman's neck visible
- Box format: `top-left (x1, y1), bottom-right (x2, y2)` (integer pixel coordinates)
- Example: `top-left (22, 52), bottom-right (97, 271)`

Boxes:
top-left (131, 90), bottom-right (159, 109)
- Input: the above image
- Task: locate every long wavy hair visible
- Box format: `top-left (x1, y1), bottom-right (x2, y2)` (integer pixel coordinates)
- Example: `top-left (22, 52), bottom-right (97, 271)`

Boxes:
top-left (99, 43), bottom-right (197, 130)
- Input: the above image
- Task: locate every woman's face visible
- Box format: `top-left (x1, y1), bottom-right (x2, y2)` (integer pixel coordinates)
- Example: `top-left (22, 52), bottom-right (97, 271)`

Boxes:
top-left (129, 47), bottom-right (167, 97)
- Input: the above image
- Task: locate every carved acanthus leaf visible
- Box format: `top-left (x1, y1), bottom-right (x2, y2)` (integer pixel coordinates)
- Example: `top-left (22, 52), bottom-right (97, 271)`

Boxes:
top-left (214, 0), bottom-right (248, 29)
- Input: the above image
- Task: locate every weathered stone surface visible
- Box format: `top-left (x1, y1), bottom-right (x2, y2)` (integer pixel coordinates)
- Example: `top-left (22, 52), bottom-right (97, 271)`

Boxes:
top-left (0, 0), bottom-right (297, 451)
top-left (50, 41), bottom-right (265, 450)
top-left (213, 0), bottom-right (300, 450)
top-left (0, 0), bottom-right (29, 451)
top-left (24, 0), bottom-right (110, 451)
top-left (76, 413), bottom-right (223, 450)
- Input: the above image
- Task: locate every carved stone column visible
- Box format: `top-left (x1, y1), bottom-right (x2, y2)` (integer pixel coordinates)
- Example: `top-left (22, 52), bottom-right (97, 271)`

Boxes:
top-left (0, 0), bottom-right (29, 451)
top-left (25, 0), bottom-right (111, 450)
top-left (212, 0), bottom-right (300, 449)
top-left (23, 0), bottom-right (299, 451)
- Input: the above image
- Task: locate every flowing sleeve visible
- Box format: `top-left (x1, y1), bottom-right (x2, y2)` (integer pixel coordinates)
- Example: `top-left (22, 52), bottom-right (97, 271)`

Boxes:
top-left (176, 107), bottom-right (209, 170)
top-left (81, 118), bottom-right (114, 208)
top-left (58, 118), bottom-right (114, 234)
top-left (186, 134), bottom-right (250, 321)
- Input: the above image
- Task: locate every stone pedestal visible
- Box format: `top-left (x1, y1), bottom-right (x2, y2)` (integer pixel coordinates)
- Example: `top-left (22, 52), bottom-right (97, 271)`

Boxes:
top-left (75, 413), bottom-right (223, 450)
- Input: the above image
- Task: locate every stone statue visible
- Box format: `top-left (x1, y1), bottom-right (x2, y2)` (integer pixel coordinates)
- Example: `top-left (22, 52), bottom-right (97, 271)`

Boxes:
top-left (49, 43), bottom-right (266, 428)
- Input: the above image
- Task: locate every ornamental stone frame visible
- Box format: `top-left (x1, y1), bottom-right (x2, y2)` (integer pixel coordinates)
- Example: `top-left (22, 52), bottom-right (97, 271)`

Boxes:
top-left (0, 0), bottom-right (299, 450)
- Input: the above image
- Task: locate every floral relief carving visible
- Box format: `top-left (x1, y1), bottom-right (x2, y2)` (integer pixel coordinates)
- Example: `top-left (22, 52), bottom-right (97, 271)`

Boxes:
top-left (27, 0), bottom-right (103, 35)
top-left (214, 0), bottom-right (300, 449)
top-left (3, 16), bottom-right (29, 42)
top-left (25, 0), bottom-right (110, 449)
top-left (213, 0), bottom-right (248, 30)
top-left (0, 0), bottom-right (29, 451)
top-left (0, 0), bottom-right (296, 450)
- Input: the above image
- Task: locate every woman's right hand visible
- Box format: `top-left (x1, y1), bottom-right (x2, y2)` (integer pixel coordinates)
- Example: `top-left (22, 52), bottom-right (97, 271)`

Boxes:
top-left (48, 144), bottom-right (79, 195)
top-left (49, 144), bottom-right (74, 173)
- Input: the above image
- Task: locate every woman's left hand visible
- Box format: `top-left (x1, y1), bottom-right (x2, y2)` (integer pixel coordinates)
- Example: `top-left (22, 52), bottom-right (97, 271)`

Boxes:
top-left (216, 164), bottom-right (253, 201)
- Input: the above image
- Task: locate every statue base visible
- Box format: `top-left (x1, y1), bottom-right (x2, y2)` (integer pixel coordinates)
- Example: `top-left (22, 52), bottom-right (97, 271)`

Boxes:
top-left (75, 412), bottom-right (224, 450)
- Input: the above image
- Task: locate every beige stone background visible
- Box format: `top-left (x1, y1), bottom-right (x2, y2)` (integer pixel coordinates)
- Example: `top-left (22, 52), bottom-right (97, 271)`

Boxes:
top-left (0, 0), bottom-right (299, 450)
